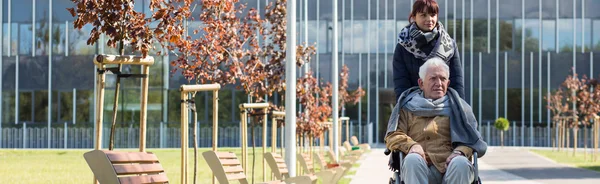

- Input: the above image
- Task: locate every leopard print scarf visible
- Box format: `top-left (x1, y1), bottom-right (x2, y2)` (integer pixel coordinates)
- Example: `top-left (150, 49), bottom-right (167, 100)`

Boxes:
top-left (397, 22), bottom-right (455, 62)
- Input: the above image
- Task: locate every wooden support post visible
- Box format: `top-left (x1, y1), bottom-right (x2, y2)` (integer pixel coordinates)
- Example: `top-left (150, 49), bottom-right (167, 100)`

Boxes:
top-left (95, 65), bottom-right (106, 151)
top-left (213, 90), bottom-right (219, 152)
top-left (263, 107), bottom-right (267, 182)
top-left (180, 92), bottom-right (188, 184)
top-left (139, 65), bottom-right (149, 152)
top-left (242, 110), bottom-right (248, 173)
top-left (320, 133), bottom-right (325, 156)
top-left (272, 117), bottom-right (277, 153)
top-left (280, 125), bottom-right (284, 157)
top-left (94, 54), bottom-right (155, 65)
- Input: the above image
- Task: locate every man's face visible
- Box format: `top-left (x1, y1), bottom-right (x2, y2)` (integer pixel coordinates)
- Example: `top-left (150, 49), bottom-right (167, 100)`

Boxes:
top-left (418, 66), bottom-right (449, 100)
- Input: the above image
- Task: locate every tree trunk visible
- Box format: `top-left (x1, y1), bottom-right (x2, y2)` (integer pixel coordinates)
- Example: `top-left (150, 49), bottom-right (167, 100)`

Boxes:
top-left (565, 127), bottom-right (571, 152)
top-left (552, 121), bottom-right (556, 151)
top-left (500, 131), bottom-right (504, 147)
top-left (585, 125), bottom-right (588, 160)
top-left (573, 126), bottom-right (578, 156)
top-left (109, 41), bottom-right (125, 150)
top-left (560, 121), bottom-right (564, 152)
top-left (193, 101), bottom-right (198, 184)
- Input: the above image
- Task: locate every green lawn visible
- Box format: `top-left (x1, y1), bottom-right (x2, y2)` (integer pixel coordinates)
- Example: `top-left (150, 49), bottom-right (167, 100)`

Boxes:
top-left (530, 149), bottom-right (600, 172)
top-left (0, 148), bottom-right (359, 183)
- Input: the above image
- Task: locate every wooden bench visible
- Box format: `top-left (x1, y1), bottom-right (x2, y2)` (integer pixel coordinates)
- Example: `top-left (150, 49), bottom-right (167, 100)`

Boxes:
top-left (263, 152), bottom-right (318, 184)
top-left (202, 151), bottom-right (282, 184)
top-left (297, 153), bottom-right (339, 184)
top-left (351, 136), bottom-right (371, 151)
top-left (327, 149), bottom-right (359, 164)
top-left (343, 141), bottom-right (364, 156)
top-left (312, 152), bottom-right (349, 183)
top-left (83, 150), bottom-right (169, 184)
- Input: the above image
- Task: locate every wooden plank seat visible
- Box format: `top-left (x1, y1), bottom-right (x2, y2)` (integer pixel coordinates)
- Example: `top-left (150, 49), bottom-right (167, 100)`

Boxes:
top-left (264, 152), bottom-right (318, 184)
top-left (202, 151), bottom-right (284, 184)
top-left (83, 150), bottom-right (169, 184)
top-left (297, 153), bottom-right (338, 184)
top-left (312, 152), bottom-right (350, 183)
top-left (350, 136), bottom-right (371, 151)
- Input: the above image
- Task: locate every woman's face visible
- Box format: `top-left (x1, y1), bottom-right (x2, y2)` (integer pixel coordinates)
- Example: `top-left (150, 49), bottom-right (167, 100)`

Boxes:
top-left (414, 12), bottom-right (438, 32)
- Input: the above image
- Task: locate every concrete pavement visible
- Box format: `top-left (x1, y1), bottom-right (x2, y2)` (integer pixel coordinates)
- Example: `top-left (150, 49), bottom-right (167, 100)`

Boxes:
top-left (349, 147), bottom-right (600, 184)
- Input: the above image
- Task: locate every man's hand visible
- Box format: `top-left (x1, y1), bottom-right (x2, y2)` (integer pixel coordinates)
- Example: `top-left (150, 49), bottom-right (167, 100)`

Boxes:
top-left (446, 151), bottom-right (464, 166)
top-left (409, 144), bottom-right (425, 159)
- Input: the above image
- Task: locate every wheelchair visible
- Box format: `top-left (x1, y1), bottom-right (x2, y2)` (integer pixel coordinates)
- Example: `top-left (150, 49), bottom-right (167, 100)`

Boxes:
top-left (385, 149), bottom-right (482, 184)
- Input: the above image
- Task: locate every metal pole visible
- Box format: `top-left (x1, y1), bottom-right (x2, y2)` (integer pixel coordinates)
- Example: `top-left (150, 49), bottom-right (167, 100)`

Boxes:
top-left (376, 0), bottom-right (380, 144)
top-left (304, 0), bottom-right (308, 74)
top-left (316, 0), bottom-right (320, 83)
top-left (65, 21), bottom-right (69, 56)
top-left (530, 52), bottom-right (534, 147)
top-left (384, 0), bottom-right (388, 88)
top-left (572, 0), bottom-right (576, 76)
top-left (7, 0), bottom-right (11, 57)
top-left (71, 89), bottom-right (75, 126)
top-left (487, 0), bottom-right (490, 53)
top-left (462, 0), bottom-right (465, 75)
top-left (521, 0), bottom-right (525, 147)
top-left (556, 0), bottom-right (559, 53)
top-left (505, 52), bottom-right (507, 119)
top-left (0, 0), bottom-right (3, 148)
top-left (581, 0), bottom-right (585, 53)
top-left (513, 121), bottom-right (516, 146)
top-left (16, 55), bottom-right (19, 126)
top-left (32, 0), bottom-right (35, 56)
top-left (64, 122), bottom-right (67, 149)
top-left (285, 0), bottom-right (297, 176)
top-left (48, 0), bottom-right (53, 149)
top-left (539, 0), bottom-right (543, 146)
top-left (478, 53), bottom-right (482, 133)
top-left (496, 0), bottom-right (499, 120)
top-left (367, 0), bottom-right (371, 145)
top-left (470, 0), bottom-right (473, 105)
top-left (23, 123), bottom-right (26, 148)
top-left (548, 52), bottom-right (552, 147)
top-left (445, 0), bottom-right (447, 26)
top-left (332, 0), bottom-right (340, 161)
top-left (453, 0), bottom-right (456, 39)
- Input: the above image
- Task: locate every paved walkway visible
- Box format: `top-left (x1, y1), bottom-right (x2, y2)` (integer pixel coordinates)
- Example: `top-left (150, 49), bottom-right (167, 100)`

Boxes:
top-left (350, 146), bottom-right (600, 184)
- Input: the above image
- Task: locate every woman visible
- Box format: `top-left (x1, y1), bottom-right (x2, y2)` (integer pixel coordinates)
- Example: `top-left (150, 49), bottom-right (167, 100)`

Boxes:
top-left (393, 0), bottom-right (464, 101)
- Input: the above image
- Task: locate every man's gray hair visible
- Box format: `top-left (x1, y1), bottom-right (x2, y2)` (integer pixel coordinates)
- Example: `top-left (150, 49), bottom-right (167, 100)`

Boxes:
top-left (418, 57), bottom-right (450, 80)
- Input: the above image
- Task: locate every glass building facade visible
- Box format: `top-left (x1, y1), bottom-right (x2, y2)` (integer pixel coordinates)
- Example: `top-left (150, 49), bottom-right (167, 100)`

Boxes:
top-left (1, 0), bottom-right (599, 148)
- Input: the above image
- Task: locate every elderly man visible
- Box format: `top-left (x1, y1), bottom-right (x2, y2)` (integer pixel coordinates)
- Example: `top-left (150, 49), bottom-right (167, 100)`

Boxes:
top-left (385, 57), bottom-right (487, 184)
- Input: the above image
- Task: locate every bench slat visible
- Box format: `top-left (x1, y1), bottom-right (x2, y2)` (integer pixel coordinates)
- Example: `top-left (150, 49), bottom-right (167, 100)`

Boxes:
top-left (118, 173), bottom-right (169, 184)
top-left (105, 151), bottom-right (159, 163)
top-left (279, 168), bottom-right (288, 174)
top-left (114, 164), bottom-right (164, 175)
top-left (226, 173), bottom-right (247, 180)
top-left (223, 166), bottom-right (244, 173)
top-left (216, 152), bottom-right (237, 159)
top-left (274, 158), bottom-right (285, 163)
top-left (276, 163), bottom-right (286, 168)
top-left (220, 158), bottom-right (241, 166)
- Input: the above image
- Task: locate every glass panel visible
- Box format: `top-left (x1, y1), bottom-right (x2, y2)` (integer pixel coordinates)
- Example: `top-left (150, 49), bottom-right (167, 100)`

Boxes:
top-left (542, 20), bottom-right (556, 52)
top-left (35, 0), bottom-right (50, 55)
top-left (69, 24), bottom-right (96, 55)
top-left (18, 24), bottom-right (32, 55)
top-left (594, 20), bottom-right (600, 51)
top-left (2, 56), bottom-right (16, 124)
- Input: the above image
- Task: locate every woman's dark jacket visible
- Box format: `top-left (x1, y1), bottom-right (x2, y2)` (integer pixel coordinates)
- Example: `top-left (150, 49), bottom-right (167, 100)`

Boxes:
top-left (393, 39), bottom-right (465, 101)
